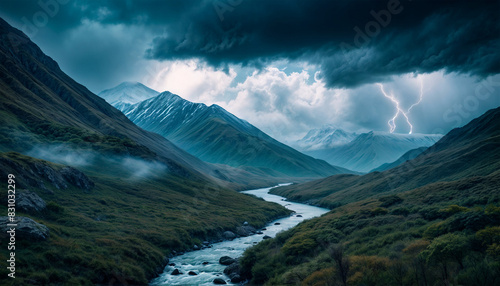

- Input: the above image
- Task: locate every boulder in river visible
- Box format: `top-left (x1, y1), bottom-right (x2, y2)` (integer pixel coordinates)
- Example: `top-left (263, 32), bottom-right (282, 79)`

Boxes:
top-left (263, 235), bottom-right (272, 240)
top-left (274, 222), bottom-right (281, 225)
top-left (219, 256), bottom-right (236, 265)
top-left (223, 231), bottom-right (236, 240)
top-left (224, 261), bottom-right (240, 279)
top-left (296, 214), bottom-right (303, 217)
top-left (188, 271), bottom-right (197, 275)
top-left (213, 278), bottom-right (227, 284)
top-left (171, 269), bottom-right (182, 275)
top-left (235, 225), bottom-right (256, 237)
top-left (202, 261), bottom-right (210, 265)
top-left (230, 274), bottom-right (242, 283)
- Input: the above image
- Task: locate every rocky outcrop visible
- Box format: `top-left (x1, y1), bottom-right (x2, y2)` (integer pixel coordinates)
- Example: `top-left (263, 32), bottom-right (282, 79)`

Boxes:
top-left (16, 190), bottom-right (46, 213)
top-left (0, 152), bottom-right (94, 193)
top-left (60, 166), bottom-right (94, 191)
top-left (33, 162), bottom-right (68, 190)
top-left (0, 216), bottom-right (49, 240)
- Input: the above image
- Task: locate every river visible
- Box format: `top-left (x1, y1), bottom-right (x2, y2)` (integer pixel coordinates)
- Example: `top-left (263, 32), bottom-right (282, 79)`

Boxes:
top-left (150, 184), bottom-right (330, 285)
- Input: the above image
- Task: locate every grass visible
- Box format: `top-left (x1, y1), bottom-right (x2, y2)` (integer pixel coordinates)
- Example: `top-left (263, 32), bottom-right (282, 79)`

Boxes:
top-left (0, 152), bottom-right (291, 285)
top-left (239, 171), bottom-right (500, 285)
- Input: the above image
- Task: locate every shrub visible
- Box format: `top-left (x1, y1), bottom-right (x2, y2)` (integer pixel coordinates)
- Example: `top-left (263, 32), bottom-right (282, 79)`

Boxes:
top-left (282, 233), bottom-right (317, 257)
top-left (440, 204), bottom-right (469, 216)
top-left (391, 207), bottom-right (410, 216)
top-left (379, 195), bottom-right (403, 208)
top-left (371, 207), bottom-right (389, 216)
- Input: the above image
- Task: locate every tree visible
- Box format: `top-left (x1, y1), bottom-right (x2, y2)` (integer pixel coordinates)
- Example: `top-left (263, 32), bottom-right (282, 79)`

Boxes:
top-left (328, 244), bottom-right (350, 286)
top-left (422, 233), bottom-right (470, 286)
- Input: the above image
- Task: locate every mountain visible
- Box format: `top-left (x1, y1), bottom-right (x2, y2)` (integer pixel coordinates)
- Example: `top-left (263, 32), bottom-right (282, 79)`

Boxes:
top-left (98, 81), bottom-right (159, 107)
top-left (304, 131), bottom-right (443, 172)
top-left (272, 106), bottom-right (500, 208)
top-left (371, 146), bottom-right (428, 172)
top-left (116, 91), bottom-right (350, 177)
top-left (241, 108), bottom-right (500, 286)
top-left (295, 126), bottom-right (357, 150)
top-left (0, 17), bottom-right (290, 285)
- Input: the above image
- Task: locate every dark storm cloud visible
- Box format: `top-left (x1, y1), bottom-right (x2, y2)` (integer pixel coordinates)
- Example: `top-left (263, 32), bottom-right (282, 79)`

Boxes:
top-left (143, 0), bottom-right (500, 88)
top-left (0, 0), bottom-right (498, 90)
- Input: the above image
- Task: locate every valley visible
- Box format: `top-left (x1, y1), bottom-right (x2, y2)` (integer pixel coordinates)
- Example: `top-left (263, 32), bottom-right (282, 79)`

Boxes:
top-left (0, 1), bottom-right (498, 285)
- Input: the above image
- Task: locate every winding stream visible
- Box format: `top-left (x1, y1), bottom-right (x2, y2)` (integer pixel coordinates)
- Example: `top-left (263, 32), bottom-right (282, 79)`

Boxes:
top-left (150, 184), bottom-right (329, 285)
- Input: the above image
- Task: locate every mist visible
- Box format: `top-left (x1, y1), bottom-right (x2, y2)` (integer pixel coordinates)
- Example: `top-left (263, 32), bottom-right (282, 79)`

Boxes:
top-left (27, 144), bottom-right (168, 180)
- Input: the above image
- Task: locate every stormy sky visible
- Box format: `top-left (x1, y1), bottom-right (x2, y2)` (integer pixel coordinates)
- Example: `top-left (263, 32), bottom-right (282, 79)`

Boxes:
top-left (1, 0), bottom-right (499, 142)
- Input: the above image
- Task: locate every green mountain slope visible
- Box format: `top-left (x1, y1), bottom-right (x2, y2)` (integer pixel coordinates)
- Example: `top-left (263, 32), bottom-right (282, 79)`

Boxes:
top-left (239, 107), bottom-right (500, 286)
top-left (271, 106), bottom-right (500, 208)
top-left (118, 91), bottom-right (351, 177)
top-left (371, 147), bottom-right (428, 172)
top-left (0, 17), bottom-right (290, 285)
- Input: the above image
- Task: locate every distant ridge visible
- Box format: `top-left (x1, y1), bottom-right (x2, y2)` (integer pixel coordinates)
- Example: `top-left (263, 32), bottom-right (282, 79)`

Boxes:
top-left (113, 90), bottom-right (352, 177)
top-left (303, 131), bottom-right (442, 172)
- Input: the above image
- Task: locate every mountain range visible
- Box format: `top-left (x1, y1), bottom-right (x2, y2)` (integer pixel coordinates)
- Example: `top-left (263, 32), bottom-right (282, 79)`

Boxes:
top-left (299, 129), bottom-right (442, 172)
top-left (104, 85), bottom-right (349, 178)
top-left (241, 104), bottom-right (500, 284)
top-left (294, 126), bottom-right (358, 150)
top-left (0, 17), bottom-right (291, 284)
top-left (272, 105), bottom-right (500, 208)
top-left (1, 13), bottom-right (498, 286)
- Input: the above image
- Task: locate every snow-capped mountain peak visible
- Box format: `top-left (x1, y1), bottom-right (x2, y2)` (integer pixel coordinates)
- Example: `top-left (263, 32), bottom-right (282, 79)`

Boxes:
top-left (296, 126), bottom-right (357, 151)
top-left (98, 81), bottom-right (160, 105)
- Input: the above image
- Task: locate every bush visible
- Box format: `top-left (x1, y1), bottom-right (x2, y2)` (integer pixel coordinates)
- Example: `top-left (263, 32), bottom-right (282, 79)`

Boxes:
top-left (440, 204), bottom-right (469, 216)
top-left (391, 207), bottom-right (410, 216)
top-left (282, 233), bottom-right (317, 257)
top-left (379, 195), bottom-right (403, 208)
top-left (371, 207), bottom-right (389, 216)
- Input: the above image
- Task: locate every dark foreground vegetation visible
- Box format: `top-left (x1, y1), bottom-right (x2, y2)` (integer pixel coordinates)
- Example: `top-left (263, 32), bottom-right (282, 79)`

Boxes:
top-left (0, 152), bottom-right (290, 285)
top-left (241, 174), bottom-right (500, 285)
top-left (240, 106), bottom-right (500, 285)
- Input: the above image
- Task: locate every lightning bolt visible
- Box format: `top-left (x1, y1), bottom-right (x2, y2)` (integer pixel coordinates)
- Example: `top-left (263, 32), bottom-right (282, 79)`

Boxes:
top-left (377, 76), bottom-right (424, 135)
top-left (407, 76), bottom-right (424, 114)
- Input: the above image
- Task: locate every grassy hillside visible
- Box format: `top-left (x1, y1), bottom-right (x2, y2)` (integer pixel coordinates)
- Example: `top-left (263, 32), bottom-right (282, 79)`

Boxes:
top-left (0, 17), bottom-right (291, 285)
top-left (371, 147), bottom-right (428, 172)
top-left (272, 107), bottom-right (500, 209)
top-left (240, 172), bottom-right (500, 285)
top-left (0, 17), bottom-right (294, 189)
top-left (239, 107), bottom-right (500, 285)
top-left (0, 152), bottom-right (290, 285)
